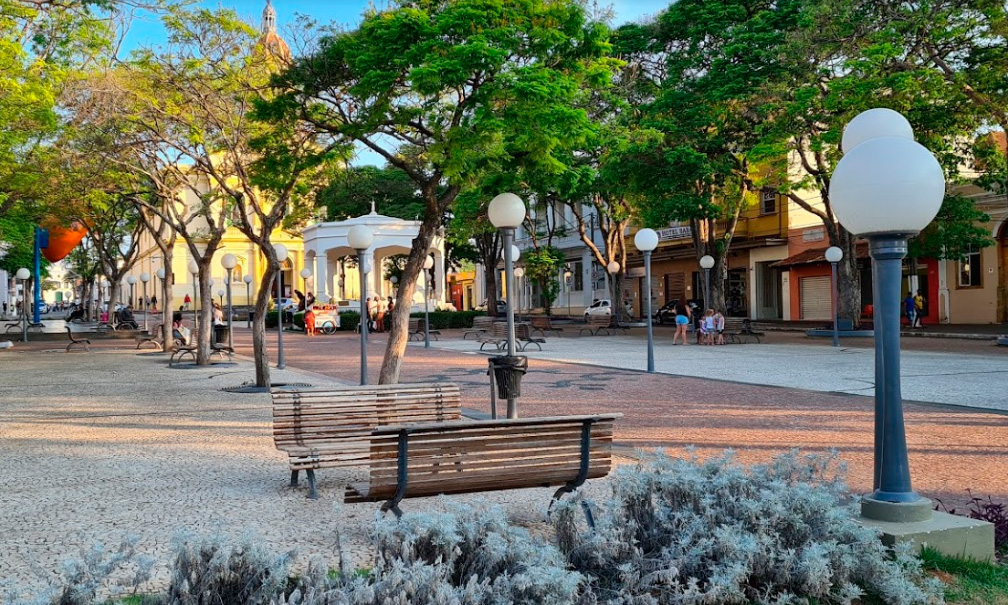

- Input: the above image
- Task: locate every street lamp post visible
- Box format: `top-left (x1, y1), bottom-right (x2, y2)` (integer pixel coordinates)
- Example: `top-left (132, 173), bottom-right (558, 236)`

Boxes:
top-left (16, 268), bottom-right (29, 342)
top-left (274, 244), bottom-right (289, 370)
top-left (825, 246), bottom-right (844, 348)
top-left (513, 267), bottom-right (525, 319)
top-left (423, 255), bottom-right (434, 348)
top-left (635, 229), bottom-right (659, 373)
top-left (607, 261), bottom-right (620, 323)
top-left (139, 272), bottom-right (150, 332)
top-left (300, 267), bottom-right (312, 301)
top-left (488, 192), bottom-right (526, 419)
top-left (564, 265), bottom-right (572, 318)
top-left (699, 255), bottom-right (714, 311)
top-left (222, 253), bottom-right (237, 351)
top-left (243, 274), bottom-right (253, 328)
top-left (829, 108), bottom-right (945, 515)
top-left (347, 225), bottom-right (374, 385)
top-left (188, 260), bottom-right (199, 327)
top-left (127, 275), bottom-right (136, 311)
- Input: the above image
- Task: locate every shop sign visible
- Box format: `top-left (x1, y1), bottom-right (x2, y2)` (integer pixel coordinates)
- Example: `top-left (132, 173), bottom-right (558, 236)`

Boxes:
top-left (803, 227), bottom-right (825, 243)
top-left (657, 226), bottom-right (692, 241)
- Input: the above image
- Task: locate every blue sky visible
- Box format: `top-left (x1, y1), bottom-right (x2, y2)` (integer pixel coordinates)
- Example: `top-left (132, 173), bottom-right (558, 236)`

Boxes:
top-left (120, 0), bottom-right (670, 166)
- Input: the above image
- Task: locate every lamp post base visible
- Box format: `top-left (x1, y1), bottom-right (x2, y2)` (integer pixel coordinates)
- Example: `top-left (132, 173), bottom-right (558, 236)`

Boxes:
top-left (860, 495), bottom-right (931, 523)
top-left (858, 499), bottom-right (994, 562)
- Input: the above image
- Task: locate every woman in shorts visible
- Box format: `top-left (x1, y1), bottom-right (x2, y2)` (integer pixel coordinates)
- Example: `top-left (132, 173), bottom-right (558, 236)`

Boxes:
top-left (672, 301), bottom-right (691, 345)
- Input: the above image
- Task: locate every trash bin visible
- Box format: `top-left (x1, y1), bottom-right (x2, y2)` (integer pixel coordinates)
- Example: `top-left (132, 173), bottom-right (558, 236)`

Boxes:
top-left (248, 310), bottom-right (255, 324)
top-left (488, 355), bottom-right (528, 400)
top-left (213, 324), bottom-right (230, 345)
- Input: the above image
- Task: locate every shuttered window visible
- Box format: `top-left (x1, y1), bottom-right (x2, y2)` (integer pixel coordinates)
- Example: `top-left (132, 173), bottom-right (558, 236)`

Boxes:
top-left (800, 276), bottom-right (832, 320)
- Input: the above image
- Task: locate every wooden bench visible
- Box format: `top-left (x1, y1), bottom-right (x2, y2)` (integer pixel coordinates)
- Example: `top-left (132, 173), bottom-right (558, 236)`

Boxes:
top-left (408, 317), bottom-right (440, 342)
top-left (65, 326), bottom-right (90, 352)
top-left (462, 315), bottom-right (495, 340)
top-left (529, 316), bottom-right (563, 337)
top-left (272, 383), bottom-right (463, 499)
top-left (344, 413), bottom-right (622, 519)
top-left (579, 314), bottom-right (612, 336)
top-left (136, 323), bottom-right (163, 350)
top-left (515, 323), bottom-right (545, 351)
top-left (725, 317), bottom-right (764, 344)
top-left (478, 321), bottom-right (509, 350)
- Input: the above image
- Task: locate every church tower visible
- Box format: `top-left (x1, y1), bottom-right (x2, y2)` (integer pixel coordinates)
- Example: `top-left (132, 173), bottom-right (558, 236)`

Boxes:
top-left (258, 0), bottom-right (291, 62)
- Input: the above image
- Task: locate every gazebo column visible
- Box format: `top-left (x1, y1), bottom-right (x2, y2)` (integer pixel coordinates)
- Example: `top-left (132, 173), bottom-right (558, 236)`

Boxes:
top-left (433, 250), bottom-right (446, 304)
top-left (372, 253), bottom-right (384, 298)
top-left (315, 252), bottom-right (330, 302)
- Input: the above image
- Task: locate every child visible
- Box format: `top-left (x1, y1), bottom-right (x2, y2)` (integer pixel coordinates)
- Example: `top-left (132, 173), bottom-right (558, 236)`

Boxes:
top-left (713, 310), bottom-right (725, 345)
top-left (703, 309), bottom-right (716, 345)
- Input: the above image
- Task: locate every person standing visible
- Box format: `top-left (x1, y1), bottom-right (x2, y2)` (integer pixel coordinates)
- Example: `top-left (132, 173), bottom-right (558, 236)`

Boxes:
top-left (714, 309), bottom-right (726, 345)
top-left (672, 300), bottom-right (691, 345)
top-left (376, 296), bottom-right (387, 333)
top-left (366, 295), bottom-right (377, 332)
top-left (903, 292), bottom-right (915, 329)
top-left (183, 293), bottom-right (191, 310)
top-left (913, 290), bottom-right (925, 328)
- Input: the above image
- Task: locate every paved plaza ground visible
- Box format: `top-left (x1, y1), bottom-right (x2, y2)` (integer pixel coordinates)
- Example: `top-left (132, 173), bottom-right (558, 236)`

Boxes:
top-left (1, 323), bottom-right (1007, 596)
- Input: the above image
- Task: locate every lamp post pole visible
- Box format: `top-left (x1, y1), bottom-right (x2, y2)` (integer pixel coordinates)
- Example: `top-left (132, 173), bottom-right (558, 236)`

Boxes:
top-left (274, 244), bottom-right (288, 370)
top-left (244, 274), bottom-right (253, 329)
top-left (139, 272), bottom-right (150, 332)
top-left (347, 225), bottom-right (374, 385)
top-left (826, 246), bottom-right (843, 348)
top-left (423, 255), bottom-right (434, 348)
top-left (607, 261), bottom-right (620, 323)
top-left (16, 268), bottom-right (29, 341)
top-left (514, 267), bottom-right (525, 320)
top-left (700, 255), bottom-right (714, 312)
top-left (829, 108), bottom-right (945, 513)
top-left (127, 276), bottom-right (136, 313)
top-left (489, 193), bottom-right (527, 419)
top-left (222, 254), bottom-right (237, 351)
top-left (635, 229), bottom-right (659, 373)
top-left (564, 266), bottom-right (572, 318)
top-left (188, 260), bottom-right (199, 328)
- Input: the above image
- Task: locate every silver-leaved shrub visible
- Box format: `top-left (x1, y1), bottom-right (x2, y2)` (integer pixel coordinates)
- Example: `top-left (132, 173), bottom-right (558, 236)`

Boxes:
top-left (553, 449), bottom-right (944, 605)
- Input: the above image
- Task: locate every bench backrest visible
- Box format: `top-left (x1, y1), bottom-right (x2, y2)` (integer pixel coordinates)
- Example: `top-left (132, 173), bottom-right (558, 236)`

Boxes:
top-left (588, 314), bottom-right (610, 327)
top-left (471, 316), bottom-right (494, 330)
top-left (514, 323), bottom-right (533, 340)
top-left (272, 383), bottom-right (462, 453)
top-left (490, 322), bottom-right (509, 339)
top-left (530, 316), bottom-right (551, 329)
top-left (358, 413), bottom-right (621, 501)
top-left (408, 318), bottom-right (422, 332)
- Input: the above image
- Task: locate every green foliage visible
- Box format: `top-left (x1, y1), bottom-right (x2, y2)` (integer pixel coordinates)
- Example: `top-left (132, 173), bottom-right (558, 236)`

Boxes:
top-left (910, 194), bottom-right (995, 261)
top-left (317, 166), bottom-right (425, 222)
top-left (524, 246), bottom-right (565, 315)
top-left (0, 208), bottom-right (41, 275)
top-left (920, 547), bottom-right (1008, 604)
top-left (408, 310), bottom-right (485, 330)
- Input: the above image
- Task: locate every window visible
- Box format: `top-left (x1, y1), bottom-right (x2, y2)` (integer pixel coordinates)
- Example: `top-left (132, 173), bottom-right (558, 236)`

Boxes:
top-left (958, 249), bottom-right (982, 287)
top-left (572, 260), bottom-right (583, 291)
top-left (760, 189), bottom-right (777, 215)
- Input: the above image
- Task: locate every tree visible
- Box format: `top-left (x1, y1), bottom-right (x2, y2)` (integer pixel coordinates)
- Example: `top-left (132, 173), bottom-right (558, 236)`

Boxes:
top-left (272, 0), bottom-right (614, 383)
top-left (317, 166), bottom-right (425, 221)
top-left (524, 246), bottom-right (565, 316)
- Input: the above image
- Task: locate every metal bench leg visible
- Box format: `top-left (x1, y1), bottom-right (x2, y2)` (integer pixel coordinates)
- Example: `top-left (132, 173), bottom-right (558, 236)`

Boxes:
top-left (380, 428), bottom-right (409, 518)
top-left (548, 419), bottom-right (596, 527)
top-left (290, 469), bottom-right (299, 487)
top-left (306, 469), bottom-right (317, 500)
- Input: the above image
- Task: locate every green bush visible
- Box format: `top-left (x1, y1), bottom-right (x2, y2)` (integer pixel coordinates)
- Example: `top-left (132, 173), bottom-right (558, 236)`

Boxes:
top-left (337, 311), bottom-right (360, 332)
top-left (408, 310), bottom-right (485, 329)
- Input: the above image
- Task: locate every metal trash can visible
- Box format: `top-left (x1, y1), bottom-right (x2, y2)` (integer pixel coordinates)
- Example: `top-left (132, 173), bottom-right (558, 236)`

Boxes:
top-left (213, 324), bottom-right (230, 345)
top-left (488, 355), bottom-right (528, 400)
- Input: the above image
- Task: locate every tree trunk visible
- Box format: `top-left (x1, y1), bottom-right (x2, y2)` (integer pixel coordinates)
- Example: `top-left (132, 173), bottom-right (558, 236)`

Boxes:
top-left (197, 265), bottom-right (214, 365)
top-left (160, 255), bottom-right (174, 351)
top-left (834, 227), bottom-right (862, 326)
top-left (379, 212), bottom-right (441, 385)
top-left (252, 266), bottom-right (277, 387)
top-left (108, 283), bottom-right (121, 323)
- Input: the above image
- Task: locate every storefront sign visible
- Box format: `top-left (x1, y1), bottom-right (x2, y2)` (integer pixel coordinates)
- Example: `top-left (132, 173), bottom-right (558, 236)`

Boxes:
top-left (802, 227), bottom-right (825, 243)
top-left (657, 226), bottom-right (692, 241)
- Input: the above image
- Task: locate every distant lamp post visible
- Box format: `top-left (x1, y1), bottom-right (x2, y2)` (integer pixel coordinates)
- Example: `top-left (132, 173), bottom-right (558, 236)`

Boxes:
top-left (563, 265), bottom-right (573, 318)
top-left (423, 254), bottom-right (434, 348)
top-left (139, 272), bottom-right (150, 332)
top-left (188, 260), bottom-right (199, 327)
top-left (273, 243), bottom-right (289, 370)
top-left (607, 261), bottom-right (621, 323)
top-left (699, 255), bottom-right (715, 311)
top-left (513, 267), bottom-right (525, 319)
top-left (829, 108), bottom-right (944, 515)
top-left (347, 224), bottom-right (374, 385)
top-left (243, 274), bottom-right (253, 328)
top-left (300, 267), bottom-right (312, 299)
top-left (16, 267), bottom-right (29, 341)
top-left (390, 275), bottom-right (398, 297)
top-left (488, 192), bottom-right (526, 419)
top-left (825, 246), bottom-right (844, 348)
top-left (155, 268), bottom-right (166, 314)
top-left (126, 275), bottom-right (137, 310)
top-left (221, 253), bottom-right (237, 351)
top-left (635, 228), bottom-right (659, 373)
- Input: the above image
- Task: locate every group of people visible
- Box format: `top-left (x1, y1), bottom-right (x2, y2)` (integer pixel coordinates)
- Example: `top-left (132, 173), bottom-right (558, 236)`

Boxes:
top-left (365, 295), bottom-right (395, 333)
top-left (669, 300), bottom-right (727, 345)
top-left (904, 290), bottom-right (926, 328)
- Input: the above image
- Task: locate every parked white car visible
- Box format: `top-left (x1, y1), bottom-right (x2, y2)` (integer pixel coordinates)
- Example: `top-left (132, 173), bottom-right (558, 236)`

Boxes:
top-left (584, 299), bottom-right (612, 320)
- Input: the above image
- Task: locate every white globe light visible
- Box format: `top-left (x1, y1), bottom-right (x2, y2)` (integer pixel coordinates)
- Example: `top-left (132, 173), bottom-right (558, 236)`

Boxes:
top-left (634, 228), bottom-right (659, 252)
top-left (217, 289), bottom-right (224, 297)
top-left (499, 245), bottom-right (520, 261)
top-left (15, 267), bottom-right (30, 280)
top-left (488, 193), bottom-right (526, 228)
top-left (127, 275), bottom-right (137, 285)
top-left (346, 225), bottom-right (374, 250)
top-left (300, 268), bottom-right (312, 279)
top-left (188, 260), bottom-right (198, 275)
top-left (273, 243), bottom-right (289, 263)
top-left (361, 260), bottom-right (372, 275)
top-left (209, 278), bottom-right (214, 286)
top-left (221, 253), bottom-right (238, 270)
top-left (139, 272), bottom-right (150, 283)
top-left (513, 267), bottom-right (525, 278)
top-left (607, 261), bottom-right (620, 274)
top-left (699, 255), bottom-right (715, 270)
top-left (841, 108), bottom-right (914, 153)
top-left (156, 268), bottom-right (165, 280)
top-left (825, 246), bottom-right (844, 264)
top-left (423, 255), bottom-right (434, 270)
top-left (829, 137), bottom-right (945, 236)
top-left (390, 275), bottom-right (398, 284)
top-left (243, 274), bottom-right (253, 284)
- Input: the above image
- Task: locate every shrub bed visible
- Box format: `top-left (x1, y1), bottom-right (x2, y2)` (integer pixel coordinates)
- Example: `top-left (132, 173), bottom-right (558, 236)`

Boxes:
top-left (408, 310), bottom-right (485, 330)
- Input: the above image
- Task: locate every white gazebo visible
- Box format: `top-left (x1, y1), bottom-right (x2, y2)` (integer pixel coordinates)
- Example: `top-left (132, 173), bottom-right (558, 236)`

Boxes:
top-left (301, 204), bottom-right (446, 305)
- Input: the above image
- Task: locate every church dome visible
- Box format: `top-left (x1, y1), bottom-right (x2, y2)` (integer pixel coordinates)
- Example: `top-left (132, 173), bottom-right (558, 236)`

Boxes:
top-left (257, 1), bottom-right (291, 62)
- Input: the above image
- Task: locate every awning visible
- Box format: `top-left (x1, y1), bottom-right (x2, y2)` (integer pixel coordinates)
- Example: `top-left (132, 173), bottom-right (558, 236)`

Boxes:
top-left (772, 243), bottom-right (869, 268)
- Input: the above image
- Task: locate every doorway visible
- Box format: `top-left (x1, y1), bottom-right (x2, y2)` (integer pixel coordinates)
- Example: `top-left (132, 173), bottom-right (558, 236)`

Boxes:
top-left (755, 262), bottom-right (783, 319)
top-left (999, 222), bottom-right (1008, 322)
